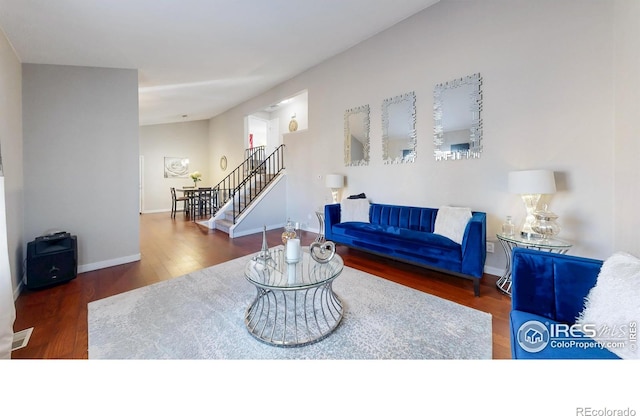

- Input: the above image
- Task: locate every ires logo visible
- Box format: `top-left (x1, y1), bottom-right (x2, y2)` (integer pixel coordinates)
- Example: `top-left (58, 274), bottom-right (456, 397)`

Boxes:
top-left (516, 320), bottom-right (599, 353)
top-left (548, 322), bottom-right (597, 338)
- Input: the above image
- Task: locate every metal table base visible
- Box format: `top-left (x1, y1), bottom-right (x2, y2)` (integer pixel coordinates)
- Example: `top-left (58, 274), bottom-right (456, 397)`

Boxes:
top-left (244, 247), bottom-right (344, 347)
top-left (245, 282), bottom-right (343, 347)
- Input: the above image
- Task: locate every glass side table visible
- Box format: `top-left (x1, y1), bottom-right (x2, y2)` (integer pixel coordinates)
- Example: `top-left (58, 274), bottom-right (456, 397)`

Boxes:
top-left (496, 233), bottom-right (572, 296)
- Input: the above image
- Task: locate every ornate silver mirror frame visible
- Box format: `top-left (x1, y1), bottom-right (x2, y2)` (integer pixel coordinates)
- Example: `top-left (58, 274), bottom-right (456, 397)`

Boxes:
top-left (344, 104), bottom-right (370, 166)
top-left (382, 91), bottom-right (417, 164)
top-left (433, 73), bottom-right (483, 160)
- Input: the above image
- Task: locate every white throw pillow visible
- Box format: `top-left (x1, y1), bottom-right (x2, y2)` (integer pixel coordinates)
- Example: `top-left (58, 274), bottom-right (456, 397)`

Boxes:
top-left (576, 252), bottom-right (640, 359)
top-left (340, 199), bottom-right (370, 223)
top-left (433, 206), bottom-right (472, 245)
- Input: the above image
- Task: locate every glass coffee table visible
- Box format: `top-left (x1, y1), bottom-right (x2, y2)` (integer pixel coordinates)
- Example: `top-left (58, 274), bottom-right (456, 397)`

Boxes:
top-left (244, 247), bottom-right (344, 347)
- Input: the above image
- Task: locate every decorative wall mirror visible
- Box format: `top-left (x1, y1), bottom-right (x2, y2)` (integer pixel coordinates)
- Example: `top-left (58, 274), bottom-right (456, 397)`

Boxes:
top-left (433, 73), bottom-right (483, 160)
top-left (382, 91), bottom-right (417, 164)
top-left (344, 104), bottom-right (370, 166)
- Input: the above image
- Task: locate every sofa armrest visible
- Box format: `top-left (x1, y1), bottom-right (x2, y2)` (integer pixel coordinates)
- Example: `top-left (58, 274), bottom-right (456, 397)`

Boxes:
top-left (511, 248), bottom-right (603, 324)
top-left (460, 212), bottom-right (486, 277)
top-left (324, 203), bottom-right (341, 241)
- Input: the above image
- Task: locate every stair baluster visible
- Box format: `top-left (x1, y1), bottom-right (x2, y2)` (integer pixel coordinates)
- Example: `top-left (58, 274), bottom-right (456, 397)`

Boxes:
top-left (211, 145), bottom-right (285, 229)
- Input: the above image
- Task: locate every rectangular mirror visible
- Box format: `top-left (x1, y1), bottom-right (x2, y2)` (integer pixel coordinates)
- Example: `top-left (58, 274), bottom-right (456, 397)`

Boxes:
top-left (433, 73), bottom-right (483, 160)
top-left (382, 91), bottom-right (416, 164)
top-left (344, 105), bottom-right (370, 166)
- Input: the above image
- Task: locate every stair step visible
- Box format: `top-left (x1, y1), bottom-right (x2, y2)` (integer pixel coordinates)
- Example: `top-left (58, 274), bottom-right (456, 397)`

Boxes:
top-left (224, 209), bottom-right (244, 221)
top-left (215, 218), bottom-right (232, 233)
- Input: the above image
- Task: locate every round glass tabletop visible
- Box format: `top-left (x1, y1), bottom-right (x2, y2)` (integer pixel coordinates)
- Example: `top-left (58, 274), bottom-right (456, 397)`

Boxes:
top-left (245, 247), bottom-right (343, 290)
top-left (496, 233), bottom-right (572, 249)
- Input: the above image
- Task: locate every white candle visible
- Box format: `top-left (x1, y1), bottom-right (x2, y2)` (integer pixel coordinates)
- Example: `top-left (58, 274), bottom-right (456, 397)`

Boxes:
top-left (287, 263), bottom-right (296, 285)
top-left (286, 238), bottom-right (301, 262)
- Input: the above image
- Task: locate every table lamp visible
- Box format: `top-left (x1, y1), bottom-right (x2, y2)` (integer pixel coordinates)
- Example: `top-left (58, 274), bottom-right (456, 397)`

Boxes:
top-left (325, 174), bottom-right (344, 203)
top-left (508, 169), bottom-right (556, 238)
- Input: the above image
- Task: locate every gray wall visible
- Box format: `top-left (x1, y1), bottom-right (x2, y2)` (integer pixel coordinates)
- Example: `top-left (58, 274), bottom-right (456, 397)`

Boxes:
top-left (139, 120), bottom-right (210, 213)
top-left (207, 0), bottom-right (639, 275)
top-left (22, 64), bottom-right (140, 272)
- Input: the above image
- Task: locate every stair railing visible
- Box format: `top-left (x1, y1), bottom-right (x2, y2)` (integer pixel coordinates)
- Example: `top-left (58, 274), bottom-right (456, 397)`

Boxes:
top-left (230, 144), bottom-right (285, 223)
top-left (210, 146), bottom-right (264, 214)
top-left (210, 145), bottom-right (284, 220)
top-left (244, 145), bottom-right (265, 162)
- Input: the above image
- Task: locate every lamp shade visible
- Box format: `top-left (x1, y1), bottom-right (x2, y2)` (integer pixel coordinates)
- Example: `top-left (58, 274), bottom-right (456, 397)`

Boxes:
top-left (508, 170), bottom-right (556, 194)
top-left (325, 174), bottom-right (344, 189)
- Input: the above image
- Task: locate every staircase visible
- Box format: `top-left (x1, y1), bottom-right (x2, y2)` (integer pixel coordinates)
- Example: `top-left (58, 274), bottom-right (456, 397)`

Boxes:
top-left (206, 145), bottom-right (286, 234)
top-left (213, 171), bottom-right (279, 233)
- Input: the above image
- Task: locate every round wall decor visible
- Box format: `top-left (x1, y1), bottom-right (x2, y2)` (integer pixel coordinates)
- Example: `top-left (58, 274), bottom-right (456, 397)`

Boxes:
top-left (220, 155), bottom-right (227, 171)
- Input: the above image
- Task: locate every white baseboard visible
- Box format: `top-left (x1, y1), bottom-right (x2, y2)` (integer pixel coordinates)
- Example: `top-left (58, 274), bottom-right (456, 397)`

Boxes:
top-left (483, 265), bottom-right (503, 277)
top-left (13, 281), bottom-right (22, 301)
top-left (14, 254), bottom-right (142, 299)
top-left (230, 223), bottom-right (284, 238)
top-left (141, 209), bottom-right (171, 214)
top-left (78, 253), bottom-right (141, 274)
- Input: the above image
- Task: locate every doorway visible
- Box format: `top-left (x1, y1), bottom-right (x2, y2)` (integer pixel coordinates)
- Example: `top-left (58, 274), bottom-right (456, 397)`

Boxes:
top-left (246, 89), bottom-right (308, 155)
top-left (139, 155), bottom-right (144, 214)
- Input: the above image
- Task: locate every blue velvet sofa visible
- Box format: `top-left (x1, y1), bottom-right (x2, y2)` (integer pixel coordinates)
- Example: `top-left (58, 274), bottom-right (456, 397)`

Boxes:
top-left (510, 248), bottom-right (619, 359)
top-left (324, 203), bottom-right (486, 296)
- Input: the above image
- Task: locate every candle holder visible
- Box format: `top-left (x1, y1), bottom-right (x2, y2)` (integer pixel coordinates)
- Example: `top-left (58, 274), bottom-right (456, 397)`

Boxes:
top-left (281, 219), bottom-right (297, 245)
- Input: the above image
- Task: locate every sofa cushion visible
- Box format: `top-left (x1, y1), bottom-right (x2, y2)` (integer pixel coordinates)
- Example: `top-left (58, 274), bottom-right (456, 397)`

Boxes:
top-left (433, 206), bottom-right (472, 244)
top-left (369, 204), bottom-right (436, 233)
top-left (331, 223), bottom-right (461, 261)
top-left (340, 198), bottom-right (370, 223)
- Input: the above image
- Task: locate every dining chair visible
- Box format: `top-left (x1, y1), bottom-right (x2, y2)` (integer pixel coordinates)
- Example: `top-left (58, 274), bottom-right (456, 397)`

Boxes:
top-left (193, 187), bottom-right (213, 220)
top-left (170, 187), bottom-right (189, 218)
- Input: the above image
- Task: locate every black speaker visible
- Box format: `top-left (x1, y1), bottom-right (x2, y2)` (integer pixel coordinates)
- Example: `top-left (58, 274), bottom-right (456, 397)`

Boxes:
top-left (26, 233), bottom-right (77, 289)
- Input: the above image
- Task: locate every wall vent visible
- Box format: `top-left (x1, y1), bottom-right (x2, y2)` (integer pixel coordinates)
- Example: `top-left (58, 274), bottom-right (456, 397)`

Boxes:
top-left (11, 327), bottom-right (33, 351)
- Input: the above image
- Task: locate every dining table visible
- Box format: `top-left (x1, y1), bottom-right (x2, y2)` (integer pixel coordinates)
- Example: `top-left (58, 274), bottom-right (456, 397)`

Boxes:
top-left (177, 187), bottom-right (212, 220)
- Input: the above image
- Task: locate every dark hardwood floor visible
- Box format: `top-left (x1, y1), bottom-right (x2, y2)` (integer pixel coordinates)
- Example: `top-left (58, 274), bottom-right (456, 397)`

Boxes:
top-left (11, 212), bottom-right (512, 359)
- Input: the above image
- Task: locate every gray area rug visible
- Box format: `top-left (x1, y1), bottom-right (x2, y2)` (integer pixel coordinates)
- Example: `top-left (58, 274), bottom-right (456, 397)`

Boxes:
top-left (88, 253), bottom-right (492, 359)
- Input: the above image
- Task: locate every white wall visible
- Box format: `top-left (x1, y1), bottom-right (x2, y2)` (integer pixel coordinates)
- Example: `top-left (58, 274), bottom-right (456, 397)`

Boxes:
top-left (613, 0), bottom-right (640, 256)
top-left (0, 29), bottom-right (24, 298)
top-left (276, 91), bottom-right (308, 135)
top-left (207, 0), bottom-right (631, 271)
top-left (139, 120), bottom-right (210, 212)
top-left (0, 29), bottom-right (22, 357)
top-left (208, 113), bottom-right (248, 187)
top-left (22, 64), bottom-right (140, 272)
top-left (230, 176), bottom-right (287, 237)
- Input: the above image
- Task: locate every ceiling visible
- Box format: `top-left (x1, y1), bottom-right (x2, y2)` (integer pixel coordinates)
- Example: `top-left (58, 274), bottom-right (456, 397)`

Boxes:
top-left (0, 0), bottom-right (439, 126)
